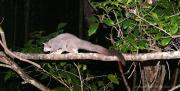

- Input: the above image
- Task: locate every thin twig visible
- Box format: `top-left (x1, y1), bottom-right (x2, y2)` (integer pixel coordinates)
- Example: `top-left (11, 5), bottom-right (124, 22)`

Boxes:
top-left (41, 68), bottom-right (72, 89)
top-left (73, 62), bottom-right (84, 91)
top-left (0, 63), bottom-right (12, 68)
top-left (128, 63), bottom-right (136, 79)
top-left (166, 61), bottom-right (171, 80)
top-left (125, 62), bottom-right (135, 74)
top-left (0, 17), bottom-right (4, 24)
top-left (55, 66), bottom-right (79, 78)
top-left (132, 12), bottom-right (172, 36)
top-left (169, 84), bottom-right (180, 91)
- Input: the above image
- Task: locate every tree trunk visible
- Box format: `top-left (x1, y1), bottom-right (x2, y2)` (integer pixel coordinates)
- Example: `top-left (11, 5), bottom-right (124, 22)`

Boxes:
top-left (24, 0), bottom-right (30, 43)
top-left (141, 61), bottom-right (166, 91)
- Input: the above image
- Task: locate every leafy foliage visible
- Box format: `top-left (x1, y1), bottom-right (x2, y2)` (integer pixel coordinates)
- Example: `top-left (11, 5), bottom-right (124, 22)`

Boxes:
top-left (87, 1), bottom-right (180, 90)
top-left (88, 0), bottom-right (180, 53)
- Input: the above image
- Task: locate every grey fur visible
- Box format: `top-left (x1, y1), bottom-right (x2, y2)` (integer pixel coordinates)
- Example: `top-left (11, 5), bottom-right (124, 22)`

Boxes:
top-left (43, 33), bottom-right (108, 54)
top-left (43, 33), bottom-right (125, 65)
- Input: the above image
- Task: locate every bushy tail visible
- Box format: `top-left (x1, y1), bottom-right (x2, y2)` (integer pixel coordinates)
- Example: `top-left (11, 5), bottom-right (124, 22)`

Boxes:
top-left (108, 49), bottom-right (125, 66)
top-left (79, 40), bottom-right (125, 65)
top-left (78, 40), bottom-right (109, 54)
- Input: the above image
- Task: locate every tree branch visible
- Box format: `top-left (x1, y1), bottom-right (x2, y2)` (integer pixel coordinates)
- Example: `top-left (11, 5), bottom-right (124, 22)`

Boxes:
top-left (0, 56), bottom-right (52, 91)
top-left (0, 27), bottom-right (41, 68)
top-left (14, 51), bottom-right (180, 62)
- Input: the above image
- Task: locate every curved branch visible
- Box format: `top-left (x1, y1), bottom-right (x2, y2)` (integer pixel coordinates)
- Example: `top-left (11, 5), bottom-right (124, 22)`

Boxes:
top-left (0, 57), bottom-right (52, 91)
top-left (0, 27), bottom-right (41, 68)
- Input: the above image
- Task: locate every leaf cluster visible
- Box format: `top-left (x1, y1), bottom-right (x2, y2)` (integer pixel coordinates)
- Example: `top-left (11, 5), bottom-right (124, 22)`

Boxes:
top-left (88, 0), bottom-right (180, 53)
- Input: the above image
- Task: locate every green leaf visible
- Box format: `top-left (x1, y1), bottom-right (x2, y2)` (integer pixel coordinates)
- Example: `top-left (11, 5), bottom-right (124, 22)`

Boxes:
top-left (138, 41), bottom-right (148, 50)
top-left (122, 19), bottom-right (134, 29)
top-left (88, 23), bottom-right (99, 36)
top-left (103, 18), bottom-right (114, 26)
top-left (57, 22), bottom-right (67, 30)
top-left (88, 16), bottom-right (98, 24)
top-left (82, 64), bottom-right (87, 70)
top-left (47, 63), bottom-right (53, 69)
top-left (159, 38), bottom-right (171, 46)
top-left (131, 45), bottom-right (138, 52)
top-left (57, 22), bottom-right (67, 32)
top-left (57, 23), bottom-right (67, 33)
top-left (151, 12), bottom-right (159, 22)
top-left (126, 0), bottom-right (132, 4)
top-left (78, 64), bottom-right (82, 69)
top-left (107, 74), bottom-right (119, 85)
top-left (121, 42), bottom-right (129, 52)
top-left (127, 34), bottom-right (136, 44)
top-left (154, 33), bottom-right (163, 40)
top-left (112, 1), bottom-right (120, 7)
top-left (169, 24), bottom-right (178, 35)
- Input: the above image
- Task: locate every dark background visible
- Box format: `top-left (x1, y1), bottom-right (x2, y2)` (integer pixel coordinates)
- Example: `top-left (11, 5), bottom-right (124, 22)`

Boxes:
top-left (0, 0), bottom-right (80, 90)
top-left (0, 0), bottom-right (80, 50)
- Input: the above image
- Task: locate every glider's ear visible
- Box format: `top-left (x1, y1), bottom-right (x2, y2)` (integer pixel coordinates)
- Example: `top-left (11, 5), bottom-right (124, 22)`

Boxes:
top-left (42, 43), bottom-right (46, 45)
